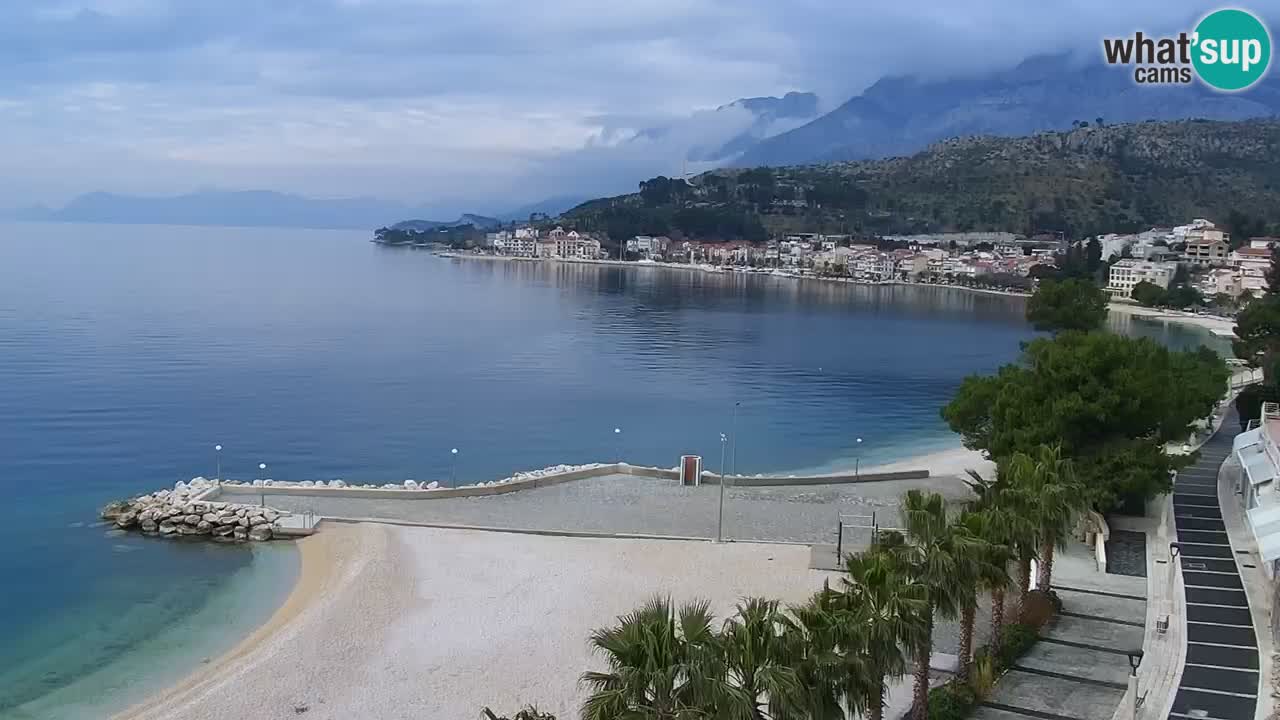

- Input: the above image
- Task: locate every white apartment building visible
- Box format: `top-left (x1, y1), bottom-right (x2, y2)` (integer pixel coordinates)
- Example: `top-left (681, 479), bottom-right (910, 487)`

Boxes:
top-left (626, 236), bottom-right (669, 257)
top-left (1106, 259), bottom-right (1176, 299)
top-left (494, 234), bottom-right (537, 257)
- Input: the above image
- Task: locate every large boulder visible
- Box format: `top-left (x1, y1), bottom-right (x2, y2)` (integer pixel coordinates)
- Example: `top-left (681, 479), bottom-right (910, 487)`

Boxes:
top-left (183, 514), bottom-right (201, 525)
top-left (212, 524), bottom-right (236, 537)
top-left (115, 511), bottom-right (138, 529)
top-left (140, 519), bottom-right (158, 534)
top-left (158, 521), bottom-right (177, 535)
top-left (233, 526), bottom-right (249, 542)
top-left (202, 512), bottom-right (220, 524)
top-left (195, 520), bottom-right (212, 534)
top-left (248, 515), bottom-right (269, 527)
top-left (100, 500), bottom-right (132, 520)
top-left (248, 525), bottom-right (273, 542)
top-left (177, 524), bottom-right (200, 536)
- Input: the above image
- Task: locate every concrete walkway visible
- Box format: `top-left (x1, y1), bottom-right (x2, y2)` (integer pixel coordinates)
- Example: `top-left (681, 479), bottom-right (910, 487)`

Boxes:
top-left (1166, 416), bottom-right (1262, 720)
top-left (972, 546), bottom-right (1147, 720)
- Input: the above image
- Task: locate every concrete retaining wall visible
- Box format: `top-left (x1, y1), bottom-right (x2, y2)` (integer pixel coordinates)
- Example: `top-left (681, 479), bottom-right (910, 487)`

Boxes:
top-left (712, 470), bottom-right (930, 487)
top-left (208, 463), bottom-right (932, 502)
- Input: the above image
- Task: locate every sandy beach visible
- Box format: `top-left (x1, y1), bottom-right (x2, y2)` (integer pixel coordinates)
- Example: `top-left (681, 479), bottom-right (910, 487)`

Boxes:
top-left (857, 445), bottom-right (993, 481)
top-left (1108, 301), bottom-right (1238, 338)
top-left (122, 523), bottom-right (838, 720)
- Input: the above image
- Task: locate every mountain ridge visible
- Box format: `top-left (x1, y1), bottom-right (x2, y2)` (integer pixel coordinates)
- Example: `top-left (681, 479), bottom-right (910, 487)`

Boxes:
top-left (561, 118), bottom-right (1280, 241)
top-left (736, 53), bottom-right (1280, 167)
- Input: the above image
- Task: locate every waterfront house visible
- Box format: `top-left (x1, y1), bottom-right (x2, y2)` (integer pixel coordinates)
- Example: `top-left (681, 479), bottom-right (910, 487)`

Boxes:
top-left (1105, 259), bottom-right (1176, 299)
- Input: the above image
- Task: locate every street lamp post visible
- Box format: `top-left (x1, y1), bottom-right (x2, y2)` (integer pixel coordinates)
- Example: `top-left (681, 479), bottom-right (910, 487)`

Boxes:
top-left (214, 444), bottom-right (222, 482)
top-left (717, 433), bottom-right (728, 542)
top-left (855, 437), bottom-right (864, 477)
top-left (614, 428), bottom-right (621, 463)
top-left (258, 462), bottom-right (267, 507)
top-left (731, 401), bottom-right (740, 477)
top-left (1126, 649), bottom-right (1144, 720)
top-left (450, 448), bottom-right (459, 484)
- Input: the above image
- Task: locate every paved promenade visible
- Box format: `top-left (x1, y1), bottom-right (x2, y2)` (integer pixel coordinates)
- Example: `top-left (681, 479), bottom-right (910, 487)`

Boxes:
top-left (1166, 418), bottom-right (1262, 720)
top-left (219, 472), bottom-right (974, 544)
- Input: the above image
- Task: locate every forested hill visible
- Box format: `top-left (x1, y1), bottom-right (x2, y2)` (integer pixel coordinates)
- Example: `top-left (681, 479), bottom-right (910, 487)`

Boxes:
top-left (560, 119), bottom-right (1280, 241)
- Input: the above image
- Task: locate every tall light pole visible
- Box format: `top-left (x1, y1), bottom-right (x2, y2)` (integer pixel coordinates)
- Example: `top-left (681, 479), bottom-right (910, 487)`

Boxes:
top-left (258, 462), bottom-right (267, 507)
top-left (614, 428), bottom-right (621, 463)
top-left (717, 433), bottom-right (727, 542)
top-left (855, 437), bottom-right (863, 477)
top-left (450, 448), bottom-right (459, 484)
top-left (214, 444), bottom-right (222, 482)
top-left (731, 401), bottom-right (740, 477)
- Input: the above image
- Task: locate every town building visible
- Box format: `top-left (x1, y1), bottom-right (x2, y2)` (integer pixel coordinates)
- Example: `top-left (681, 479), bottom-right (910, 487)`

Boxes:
top-left (1232, 403), bottom-right (1280, 576)
top-left (1231, 246), bottom-right (1272, 293)
top-left (1106, 259), bottom-right (1176, 299)
top-left (626, 236), bottom-right (670, 258)
top-left (1183, 238), bottom-right (1230, 266)
top-left (1203, 268), bottom-right (1244, 298)
top-left (493, 233), bottom-right (537, 257)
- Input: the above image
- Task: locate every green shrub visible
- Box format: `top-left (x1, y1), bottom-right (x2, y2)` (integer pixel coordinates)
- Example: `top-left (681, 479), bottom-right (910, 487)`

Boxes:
top-left (969, 655), bottom-right (998, 701)
top-left (997, 623), bottom-right (1039, 668)
top-left (927, 680), bottom-right (978, 720)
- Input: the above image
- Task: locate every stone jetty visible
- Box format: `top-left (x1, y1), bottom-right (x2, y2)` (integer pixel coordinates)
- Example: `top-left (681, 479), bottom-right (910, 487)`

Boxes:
top-left (101, 478), bottom-right (284, 542)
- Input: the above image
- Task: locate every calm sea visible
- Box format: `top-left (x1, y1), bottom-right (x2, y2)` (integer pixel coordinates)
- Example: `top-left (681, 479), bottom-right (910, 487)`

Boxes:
top-left (0, 222), bottom-right (1223, 717)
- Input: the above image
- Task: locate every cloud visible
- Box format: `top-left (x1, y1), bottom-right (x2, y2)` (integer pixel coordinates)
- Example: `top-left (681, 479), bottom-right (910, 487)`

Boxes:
top-left (0, 0), bottom-right (1261, 212)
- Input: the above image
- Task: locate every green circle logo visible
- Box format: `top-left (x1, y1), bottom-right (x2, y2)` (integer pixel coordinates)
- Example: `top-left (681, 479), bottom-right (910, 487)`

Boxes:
top-left (1193, 9), bottom-right (1272, 91)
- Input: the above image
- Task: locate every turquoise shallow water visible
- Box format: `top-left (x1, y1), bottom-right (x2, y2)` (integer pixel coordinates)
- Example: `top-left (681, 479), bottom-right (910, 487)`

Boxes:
top-left (0, 222), bottom-right (1223, 717)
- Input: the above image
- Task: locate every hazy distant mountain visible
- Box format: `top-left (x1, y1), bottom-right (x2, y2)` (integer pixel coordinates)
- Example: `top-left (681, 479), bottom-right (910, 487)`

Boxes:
top-left (390, 214), bottom-right (501, 231)
top-left (630, 91), bottom-right (821, 164)
top-left (692, 92), bottom-right (821, 162)
top-left (737, 54), bottom-right (1280, 167)
top-left (11, 190), bottom-right (451, 230)
top-left (497, 195), bottom-right (591, 222)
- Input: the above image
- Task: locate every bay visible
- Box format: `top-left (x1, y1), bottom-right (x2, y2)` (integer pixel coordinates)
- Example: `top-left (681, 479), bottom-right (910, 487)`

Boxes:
top-left (0, 222), bottom-right (1223, 717)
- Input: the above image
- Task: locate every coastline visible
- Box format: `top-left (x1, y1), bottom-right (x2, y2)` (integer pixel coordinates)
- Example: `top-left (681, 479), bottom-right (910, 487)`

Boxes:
top-left (1106, 301), bottom-right (1238, 338)
top-left (115, 441), bottom-right (985, 718)
top-left (116, 523), bottom-right (836, 719)
top-left (435, 251), bottom-right (1238, 339)
top-left (115, 524), bottom-right (384, 720)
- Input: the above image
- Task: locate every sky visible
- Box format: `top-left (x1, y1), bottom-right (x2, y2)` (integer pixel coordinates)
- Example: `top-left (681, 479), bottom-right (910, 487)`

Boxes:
top-left (0, 0), bottom-right (1262, 215)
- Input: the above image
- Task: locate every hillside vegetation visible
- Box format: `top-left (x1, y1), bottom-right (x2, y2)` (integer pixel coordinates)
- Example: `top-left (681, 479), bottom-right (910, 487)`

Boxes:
top-left (562, 119), bottom-right (1280, 241)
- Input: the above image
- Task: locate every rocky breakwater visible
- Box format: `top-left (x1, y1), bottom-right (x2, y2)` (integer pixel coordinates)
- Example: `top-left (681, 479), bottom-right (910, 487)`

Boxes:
top-left (101, 478), bottom-right (284, 542)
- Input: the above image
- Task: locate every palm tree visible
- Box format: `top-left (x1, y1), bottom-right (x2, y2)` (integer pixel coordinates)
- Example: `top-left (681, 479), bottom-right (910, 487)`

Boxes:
top-left (971, 462), bottom-right (1045, 617)
top-left (785, 586), bottom-right (868, 720)
top-left (897, 490), bottom-right (976, 720)
top-left (1006, 445), bottom-right (1085, 592)
top-left (719, 598), bottom-right (805, 720)
top-left (580, 596), bottom-right (723, 720)
top-left (842, 544), bottom-right (929, 720)
top-left (955, 509), bottom-right (1013, 679)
